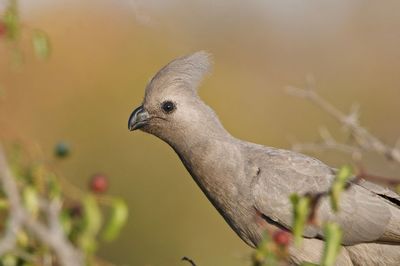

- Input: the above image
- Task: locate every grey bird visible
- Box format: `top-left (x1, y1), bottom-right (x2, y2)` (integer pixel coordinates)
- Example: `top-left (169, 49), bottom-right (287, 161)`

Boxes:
top-left (128, 52), bottom-right (400, 265)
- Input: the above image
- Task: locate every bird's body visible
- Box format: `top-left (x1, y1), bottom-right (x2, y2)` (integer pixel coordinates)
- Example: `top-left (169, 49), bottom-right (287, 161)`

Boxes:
top-left (128, 52), bottom-right (400, 265)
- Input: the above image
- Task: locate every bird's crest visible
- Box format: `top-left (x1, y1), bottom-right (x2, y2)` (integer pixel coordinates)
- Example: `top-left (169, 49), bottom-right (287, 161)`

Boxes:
top-left (145, 51), bottom-right (212, 97)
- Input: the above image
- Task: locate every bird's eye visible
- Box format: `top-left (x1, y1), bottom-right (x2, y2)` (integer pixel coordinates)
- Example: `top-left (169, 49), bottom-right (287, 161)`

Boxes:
top-left (161, 101), bottom-right (176, 114)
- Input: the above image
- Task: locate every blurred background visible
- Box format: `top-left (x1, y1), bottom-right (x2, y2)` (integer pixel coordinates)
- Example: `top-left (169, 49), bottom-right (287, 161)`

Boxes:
top-left (1, 0), bottom-right (400, 265)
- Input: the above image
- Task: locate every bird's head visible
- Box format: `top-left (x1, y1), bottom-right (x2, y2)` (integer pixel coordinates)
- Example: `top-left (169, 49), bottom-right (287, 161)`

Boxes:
top-left (128, 51), bottom-right (224, 144)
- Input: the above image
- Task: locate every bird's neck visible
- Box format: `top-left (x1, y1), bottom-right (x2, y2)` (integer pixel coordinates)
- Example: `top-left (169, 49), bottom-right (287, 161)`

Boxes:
top-left (167, 124), bottom-right (242, 208)
top-left (160, 117), bottom-right (254, 239)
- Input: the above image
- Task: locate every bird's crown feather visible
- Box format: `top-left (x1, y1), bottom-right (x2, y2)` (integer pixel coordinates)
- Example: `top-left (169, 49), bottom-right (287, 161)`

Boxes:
top-left (145, 51), bottom-right (212, 96)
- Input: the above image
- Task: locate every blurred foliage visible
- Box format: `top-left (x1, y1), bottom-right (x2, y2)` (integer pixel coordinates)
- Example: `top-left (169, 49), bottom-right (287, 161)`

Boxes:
top-left (0, 1), bottom-right (127, 265)
top-left (252, 166), bottom-right (351, 266)
top-left (2, 0), bottom-right (20, 41)
top-left (252, 230), bottom-right (290, 266)
top-left (290, 194), bottom-right (310, 247)
top-left (0, 0), bottom-right (51, 65)
top-left (330, 166), bottom-right (352, 212)
top-left (31, 30), bottom-right (51, 60)
top-left (321, 223), bottom-right (342, 266)
top-left (0, 143), bottom-right (129, 265)
top-left (102, 198), bottom-right (128, 242)
top-left (1, 0), bottom-right (400, 265)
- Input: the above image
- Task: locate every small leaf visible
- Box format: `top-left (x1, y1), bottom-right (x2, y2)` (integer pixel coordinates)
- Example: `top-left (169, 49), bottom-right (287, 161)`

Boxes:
top-left (102, 198), bottom-right (128, 241)
top-left (16, 230), bottom-right (29, 247)
top-left (0, 198), bottom-right (9, 210)
top-left (321, 223), bottom-right (342, 266)
top-left (79, 195), bottom-right (102, 253)
top-left (1, 254), bottom-right (17, 266)
top-left (290, 194), bottom-right (310, 247)
top-left (252, 231), bottom-right (279, 266)
top-left (30, 163), bottom-right (46, 193)
top-left (60, 210), bottom-right (72, 236)
top-left (3, 0), bottom-right (20, 41)
top-left (83, 195), bottom-right (102, 235)
top-left (336, 165), bottom-right (352, 182)
top-left (78, 235), bottom-right (97, 254)
top-left (47, 173), bottom-right (61, 199)
top-left (23, 186), bottom-right (39, 216)
top-left (330, 165), bottom-right (353, 212)
top-left (32, 30), bottom-right (51, 60)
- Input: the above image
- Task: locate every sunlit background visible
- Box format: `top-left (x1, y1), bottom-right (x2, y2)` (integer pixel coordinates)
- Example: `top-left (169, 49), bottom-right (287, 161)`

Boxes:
top-left (1, 1), bottom-right (400, 265)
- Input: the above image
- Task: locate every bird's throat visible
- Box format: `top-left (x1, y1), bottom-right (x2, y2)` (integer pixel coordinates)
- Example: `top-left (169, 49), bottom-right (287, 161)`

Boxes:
top-left (171, 135), bottom-right (242, 209)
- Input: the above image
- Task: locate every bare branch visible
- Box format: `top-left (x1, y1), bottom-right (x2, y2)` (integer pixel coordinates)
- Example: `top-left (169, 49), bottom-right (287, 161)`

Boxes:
top-left (292, 127), bottom-right (363, 161)
top-left (0, 144), bottom-right (84, 266)
top-left (286, 83), bottom-right (400, 164)
top-left (0, 145), bottom-right (24, 256)
top-left (182, 256), bottom-right (197, 266)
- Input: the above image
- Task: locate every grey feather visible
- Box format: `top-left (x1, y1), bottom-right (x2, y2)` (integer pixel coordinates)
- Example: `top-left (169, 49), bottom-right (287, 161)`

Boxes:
top-left (129, 51), bottom-right (400, 265)
top-left (247, 145), bottom-right (397, 244)
top-left (145, 51), bottom-right (211, 99)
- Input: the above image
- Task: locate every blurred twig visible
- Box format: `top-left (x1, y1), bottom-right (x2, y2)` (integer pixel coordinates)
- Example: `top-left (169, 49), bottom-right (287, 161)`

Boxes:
top-left (292, 127), bottom-right (363, 161)
top-left (286, 79), bottom-right (400, 164)
top-left (0, 144), bottom-right (84, 266)
top-left (182, 256), bottom-right (197, 266)
top-left (0, 146), bottom-right (24, 256)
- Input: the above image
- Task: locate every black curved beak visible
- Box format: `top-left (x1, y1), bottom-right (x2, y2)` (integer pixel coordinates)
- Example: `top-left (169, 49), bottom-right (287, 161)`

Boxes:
top-left (128, 105), bottom-right (150, 131)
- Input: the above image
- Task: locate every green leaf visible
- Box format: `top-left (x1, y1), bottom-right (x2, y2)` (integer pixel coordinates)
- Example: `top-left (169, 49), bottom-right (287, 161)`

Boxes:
top-left (23, 186), bottom-right (39, 216)
top-left (3, 0), bottom-right (20, 41)
top-left (102, 198), bottom-right (129, 241)
top-left (47, 173), bottom-right (61, 199)
top-left (330, 165), bottom-right (353, 212)
top-left (60, 210), bottom-right (72, 236)
top-left (0, 198), bottom-right (9, 210)
top-left (252, 231), bottom-right (278, 266)
top-left (16, 230), bottom-right (29, 247)
top-left (290, 194), bottom-right (310, 247)
top-left (321, 223), bottom-right (342, 266)
top-left (78, 235), bottom-right (97, 255)
top-left (32, 30), bottom-right (51, 60)
top-left (336, 165), bottom-right (352, 183)
top-left (79, 195), bottom-right (102, 253)
top-left (1, 254), bottom-right (17, 266)
top-left (83, 195), bottom-right (102, 235)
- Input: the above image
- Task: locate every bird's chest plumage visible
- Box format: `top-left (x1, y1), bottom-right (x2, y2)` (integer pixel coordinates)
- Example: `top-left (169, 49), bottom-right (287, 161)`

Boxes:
top-left (176, 143), bottom-right (263, 247)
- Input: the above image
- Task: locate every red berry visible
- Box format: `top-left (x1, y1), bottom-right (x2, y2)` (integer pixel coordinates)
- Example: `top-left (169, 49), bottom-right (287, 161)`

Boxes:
top-left (0, 21), bottom-right (6, 37)
top-left (89, 174), bottom-right (108, 193)
top-left (273, 230), bottom-right (291, 247)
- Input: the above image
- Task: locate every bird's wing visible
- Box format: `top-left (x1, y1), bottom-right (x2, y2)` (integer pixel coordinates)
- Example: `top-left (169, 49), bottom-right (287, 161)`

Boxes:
top-left (245, 144), bottom-right (400, 245)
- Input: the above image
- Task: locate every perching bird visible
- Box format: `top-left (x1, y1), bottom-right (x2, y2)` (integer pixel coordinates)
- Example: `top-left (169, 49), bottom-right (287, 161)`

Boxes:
top-left (128, 52), bottom-right (400, 265)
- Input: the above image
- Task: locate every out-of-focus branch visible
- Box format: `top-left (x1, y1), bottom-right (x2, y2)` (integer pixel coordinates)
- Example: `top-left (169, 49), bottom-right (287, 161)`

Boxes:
top-left (0, 145), bottom-right (83, 266)
top-left (292, 127), bottom-right (363, 161)
top-left (181, 256), bottom-right (197, 266)
top-left (286, 80), bottom-right (400, 164)
top-left (0, 145), bottom-right (24, 256)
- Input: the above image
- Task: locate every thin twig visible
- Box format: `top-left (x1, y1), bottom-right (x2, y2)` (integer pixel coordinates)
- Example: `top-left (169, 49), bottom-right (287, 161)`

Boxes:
top-left (0, 144), bottom-right (84, 266)
top-left (286, 82), bottom-right (400, 164)
top-left (182, 256), bottom-right (197, 266)
top-left (0, 144), bottom-right (24, 256)
top-left (292, 127), bottom-right (363, 161)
